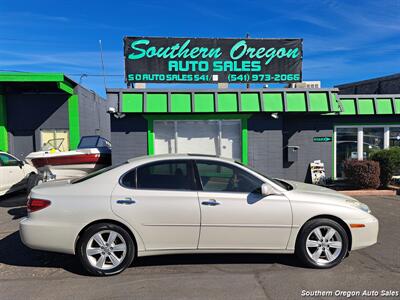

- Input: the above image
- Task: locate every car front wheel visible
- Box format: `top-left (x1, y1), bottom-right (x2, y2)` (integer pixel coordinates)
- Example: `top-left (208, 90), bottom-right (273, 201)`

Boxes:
top-left (296, 218), bottom-right (349, 268)
top-left (77, 223), bottom-right (135, 276)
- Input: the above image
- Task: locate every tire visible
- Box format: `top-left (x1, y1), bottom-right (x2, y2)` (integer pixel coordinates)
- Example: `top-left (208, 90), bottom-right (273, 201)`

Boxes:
top-left (295, 218), bottom-right (349, 269)
top-left (77, 223), bottom-right (135, 276)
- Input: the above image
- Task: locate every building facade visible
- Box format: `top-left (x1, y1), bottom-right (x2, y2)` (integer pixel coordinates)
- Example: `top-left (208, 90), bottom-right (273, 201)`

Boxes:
top-left (0, 73), bottom-right (110, 159)
top-left (336, 73), bottom-right (400, 94)
top-left (107, 88), bottom-right (400, 182)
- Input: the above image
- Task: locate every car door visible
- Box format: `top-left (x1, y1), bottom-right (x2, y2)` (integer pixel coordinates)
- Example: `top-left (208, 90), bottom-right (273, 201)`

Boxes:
top-left (195, 160), bottom-right (292, 250)
top-left (111, 159), bottom-right (201, 251)
top-left (0, 153), bottom-right (26, 192)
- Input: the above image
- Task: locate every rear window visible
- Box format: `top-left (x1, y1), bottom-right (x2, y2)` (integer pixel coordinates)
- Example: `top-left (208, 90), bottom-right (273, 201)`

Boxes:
top-left (71, 162), bottom-right (127, 184)
top-left (136, 161), bottom-right (193, 190)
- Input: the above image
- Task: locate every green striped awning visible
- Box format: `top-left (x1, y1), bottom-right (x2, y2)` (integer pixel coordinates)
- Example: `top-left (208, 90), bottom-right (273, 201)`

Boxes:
top-left (106, 88), bottom-right (341, 114)
top-left (338, 95), bottom-right (400, 115)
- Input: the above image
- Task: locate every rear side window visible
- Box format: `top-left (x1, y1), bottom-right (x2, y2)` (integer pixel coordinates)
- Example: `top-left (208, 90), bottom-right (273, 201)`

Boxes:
top-left (120, 169), bottom-right (136, 188)
top-left (136, 161), bottom-right (193, 190)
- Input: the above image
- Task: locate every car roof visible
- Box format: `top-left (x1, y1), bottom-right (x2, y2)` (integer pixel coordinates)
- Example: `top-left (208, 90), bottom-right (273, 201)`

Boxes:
top-left (127, 153), bottom-right (235, 164)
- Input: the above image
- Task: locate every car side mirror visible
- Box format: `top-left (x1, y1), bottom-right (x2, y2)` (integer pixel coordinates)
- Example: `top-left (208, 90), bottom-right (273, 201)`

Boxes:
top-left (261, 183), bottom-right (276, 196)
top-left (17, 160), bottom-right (24, 168)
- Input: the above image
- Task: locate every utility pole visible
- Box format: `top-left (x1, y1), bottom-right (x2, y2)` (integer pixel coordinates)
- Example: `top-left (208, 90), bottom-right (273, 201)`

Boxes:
top-left (246, 33), bottom-right (250, 89)
top-left (99, 40), bottom-right (107, 92)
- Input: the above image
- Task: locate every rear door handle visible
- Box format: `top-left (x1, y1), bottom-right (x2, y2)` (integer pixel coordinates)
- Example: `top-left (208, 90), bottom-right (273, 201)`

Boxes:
top-left (201, 199), bottom-right (220, 206)
top-left (116, 198), bottom-right (136, 205)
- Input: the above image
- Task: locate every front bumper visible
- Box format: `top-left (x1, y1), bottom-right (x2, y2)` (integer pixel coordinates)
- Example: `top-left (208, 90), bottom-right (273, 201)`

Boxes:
top-left (19, 217), bottom-right (76, 254)
top-left (350, 215), bottom-right (379, 251)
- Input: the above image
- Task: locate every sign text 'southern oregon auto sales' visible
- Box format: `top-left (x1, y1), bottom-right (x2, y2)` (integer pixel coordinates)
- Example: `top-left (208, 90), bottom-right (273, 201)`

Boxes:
top-left (124, 37), bottom-right (303, 83)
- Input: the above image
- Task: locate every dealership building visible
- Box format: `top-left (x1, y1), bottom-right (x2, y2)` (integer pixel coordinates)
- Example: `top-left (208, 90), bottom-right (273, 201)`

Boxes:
top-left (0, 73), bottom-right (110, 159)
top-left (106, 87), bottom-right (400, 182)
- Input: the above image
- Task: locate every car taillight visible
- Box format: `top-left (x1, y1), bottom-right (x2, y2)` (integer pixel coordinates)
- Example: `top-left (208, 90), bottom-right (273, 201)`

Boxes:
top-left (27, 198), bottom-right (51, 213)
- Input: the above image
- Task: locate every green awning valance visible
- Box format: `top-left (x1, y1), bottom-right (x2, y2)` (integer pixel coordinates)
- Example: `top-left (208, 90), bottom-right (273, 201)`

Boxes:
top-left (107, 88), bottom-right (341, 114)
top-left (338, 95), bottom-right (400, 115)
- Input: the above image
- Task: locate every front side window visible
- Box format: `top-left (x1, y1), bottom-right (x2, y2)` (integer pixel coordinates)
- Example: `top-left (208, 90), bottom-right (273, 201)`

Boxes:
top-left (0, 154), bottom-right (20, 167)
top-left (196, 161), bottom-right (263, 193)
top-left (136, 161), bottom-right (193, 190)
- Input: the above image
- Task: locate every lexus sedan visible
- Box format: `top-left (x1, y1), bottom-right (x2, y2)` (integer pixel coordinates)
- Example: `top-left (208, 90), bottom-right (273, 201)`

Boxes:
top-left (20, 154), bottom-right (379, 276)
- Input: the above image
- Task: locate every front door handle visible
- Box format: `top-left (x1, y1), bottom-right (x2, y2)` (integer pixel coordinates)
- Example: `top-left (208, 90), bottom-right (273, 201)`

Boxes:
top-left (201, 199), bottom-right (220, 206)
top-left (116, 198), bottom-right (136, 205)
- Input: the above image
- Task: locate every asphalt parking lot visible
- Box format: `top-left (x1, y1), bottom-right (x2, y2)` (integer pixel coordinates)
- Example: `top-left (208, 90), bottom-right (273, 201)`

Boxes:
top-left (0, 193), bottom-right (399, 300)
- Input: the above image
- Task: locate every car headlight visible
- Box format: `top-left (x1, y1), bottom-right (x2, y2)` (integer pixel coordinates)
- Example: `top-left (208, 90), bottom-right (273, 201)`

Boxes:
top-left (358, 203), bottom-right (371, 214)
top-left (346, 199), bottom-right (371, 214)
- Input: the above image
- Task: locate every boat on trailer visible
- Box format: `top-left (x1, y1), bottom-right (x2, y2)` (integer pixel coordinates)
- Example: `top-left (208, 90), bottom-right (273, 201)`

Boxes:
top-left (25, 136), bottom-right (112, 180)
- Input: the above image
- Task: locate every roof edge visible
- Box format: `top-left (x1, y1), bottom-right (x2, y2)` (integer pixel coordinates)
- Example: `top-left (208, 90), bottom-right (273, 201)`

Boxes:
top-left (335, 73), bottom-right (400, 88)
top-left (0, 72), bottom-right (77, 86)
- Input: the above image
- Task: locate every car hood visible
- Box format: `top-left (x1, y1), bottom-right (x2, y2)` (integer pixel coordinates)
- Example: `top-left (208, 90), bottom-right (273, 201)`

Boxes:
top-left (281, 179), bottom-right (361, 206)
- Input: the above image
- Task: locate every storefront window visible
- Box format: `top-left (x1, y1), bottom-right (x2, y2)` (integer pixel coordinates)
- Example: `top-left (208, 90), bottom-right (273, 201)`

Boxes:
top-left (153, 120), bottom-right (241, 161)
top-left (363, 127), bottom-right (384, 159)
top-left (335, 125), bottom-right (400, 178)
top-left (154, 121), bottom-right (176, 154)
top-left (221, 121), bottom-right (241, 160)
top-left (177, 121), bottom-right (219, 156)
top-left (336, 127), bottom-right (358, 178)
top-left (389, 127), bottom-right (400, 147)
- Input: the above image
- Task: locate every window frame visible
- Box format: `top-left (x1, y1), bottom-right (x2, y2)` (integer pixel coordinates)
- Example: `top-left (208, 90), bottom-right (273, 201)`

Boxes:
top-left (120, 159), bottom-right (198, 191)
top-left (193, 159), bottom-right (264, 194)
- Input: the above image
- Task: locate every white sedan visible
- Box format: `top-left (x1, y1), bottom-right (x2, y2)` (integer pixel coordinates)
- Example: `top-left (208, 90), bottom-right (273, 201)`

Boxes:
top-left (20, 154), bottom-right (378, 276)
top-left (0, 152), bottom-right (37, 196)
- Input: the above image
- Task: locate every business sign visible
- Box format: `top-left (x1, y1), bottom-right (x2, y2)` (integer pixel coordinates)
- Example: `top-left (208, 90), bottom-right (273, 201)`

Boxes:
top-left (124, 37), bottom-right (302, 84)
top-left (313, 137), bottom-right (333, 142)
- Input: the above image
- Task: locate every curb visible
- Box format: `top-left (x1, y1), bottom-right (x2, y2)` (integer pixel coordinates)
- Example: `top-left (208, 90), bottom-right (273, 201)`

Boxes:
top-left (338, 189), bottom-right (397, 196)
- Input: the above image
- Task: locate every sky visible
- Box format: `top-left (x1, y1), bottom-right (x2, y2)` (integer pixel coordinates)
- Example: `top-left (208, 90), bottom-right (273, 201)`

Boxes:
top-left (1, 0), bottom-right (399, 96)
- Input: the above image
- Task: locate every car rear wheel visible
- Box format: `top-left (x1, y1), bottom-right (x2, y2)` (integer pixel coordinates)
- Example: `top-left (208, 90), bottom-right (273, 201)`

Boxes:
top-left (77, 223), bottom-right (135, 276)
top-left (296, 218), bottom-right (349, 268)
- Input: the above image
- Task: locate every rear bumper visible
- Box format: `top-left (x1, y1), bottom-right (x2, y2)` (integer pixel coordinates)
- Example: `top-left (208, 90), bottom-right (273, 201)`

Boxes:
top-left (19, 217), bottom-right (76, 254)
top-left (350, 215), bottom-right (379, 251)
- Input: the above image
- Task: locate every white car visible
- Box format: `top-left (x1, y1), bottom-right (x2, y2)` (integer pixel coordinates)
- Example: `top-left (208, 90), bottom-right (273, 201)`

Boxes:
top-left (20, 154), bottom-right (379, 276)
top-left (0, 152), bottom-right (37, 196)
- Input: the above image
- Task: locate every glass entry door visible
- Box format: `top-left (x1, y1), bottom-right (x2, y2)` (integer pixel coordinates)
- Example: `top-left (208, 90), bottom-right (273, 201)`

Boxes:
top-left (154, 120), bottom-right (241, 161)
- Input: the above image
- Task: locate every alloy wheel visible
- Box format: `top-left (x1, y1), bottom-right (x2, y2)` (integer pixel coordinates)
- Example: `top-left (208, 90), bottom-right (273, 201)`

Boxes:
top-left (86, 230), bottom-right (127, 270)
top-left (305, 225), bottom-right (343, 265)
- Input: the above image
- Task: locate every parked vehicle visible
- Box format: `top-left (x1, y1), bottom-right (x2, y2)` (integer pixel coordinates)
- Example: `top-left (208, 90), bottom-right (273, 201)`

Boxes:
top-left (25, 136), bottom-right (111, 181)
top-left (20, 154), bottom-right (379, 276)
top-left (0, 152), bottom-right (37, 196)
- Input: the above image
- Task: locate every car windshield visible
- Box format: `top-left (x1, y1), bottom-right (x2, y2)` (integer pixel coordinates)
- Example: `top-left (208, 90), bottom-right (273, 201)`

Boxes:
top-left (70, 162), bottom-right (127, 184)
top-left (41, 138), bottom-right (64, 151)
top-left (235, 161), bottom-right (293, 191)
top-left (78, 136), bottom-right (112, 149)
